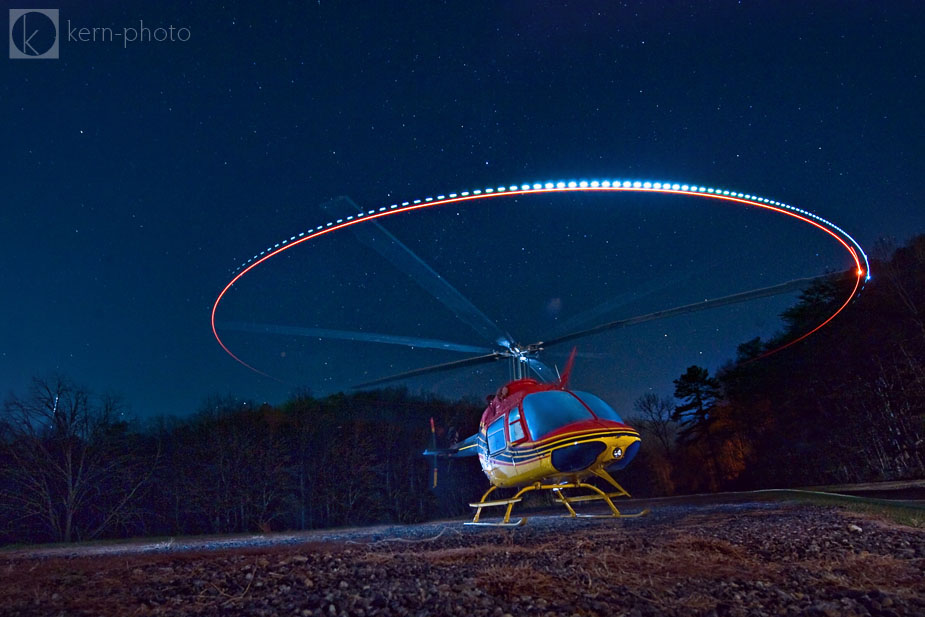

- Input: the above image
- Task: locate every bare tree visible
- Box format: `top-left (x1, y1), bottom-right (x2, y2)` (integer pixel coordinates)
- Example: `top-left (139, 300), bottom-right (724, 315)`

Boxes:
top-left (0, 376), bottom-right (156, 543)
top-left (632, 392), bottom-right (677, 457)
top-left (165, 397), bottom-right (294, 535)
top-left (629, 392), bottom-right (679, 495)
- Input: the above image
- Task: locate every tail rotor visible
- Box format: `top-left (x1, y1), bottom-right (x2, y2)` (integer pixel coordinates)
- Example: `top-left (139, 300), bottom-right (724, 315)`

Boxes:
top-left (429, 417), bottom-right (438, 489)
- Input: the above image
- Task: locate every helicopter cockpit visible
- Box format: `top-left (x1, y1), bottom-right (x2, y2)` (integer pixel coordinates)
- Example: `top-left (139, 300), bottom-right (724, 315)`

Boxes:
top-left (520, 389), bottom-right (627, 441)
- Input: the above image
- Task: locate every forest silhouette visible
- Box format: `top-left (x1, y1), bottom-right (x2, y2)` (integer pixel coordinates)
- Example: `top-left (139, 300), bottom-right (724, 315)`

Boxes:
top-left (2, 237), bottom-right (923, 545)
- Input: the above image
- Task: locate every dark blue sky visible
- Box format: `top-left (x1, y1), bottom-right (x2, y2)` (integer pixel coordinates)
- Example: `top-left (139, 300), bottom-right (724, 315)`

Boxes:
top-left (2, 1), bottom-right (923, 420)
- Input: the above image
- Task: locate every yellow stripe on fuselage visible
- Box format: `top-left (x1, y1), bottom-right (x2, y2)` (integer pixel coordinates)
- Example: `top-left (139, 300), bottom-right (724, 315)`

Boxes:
top-left (479, 430), bottom-right (640, 488)
top-left (507, 429), bottom-right (638, 462)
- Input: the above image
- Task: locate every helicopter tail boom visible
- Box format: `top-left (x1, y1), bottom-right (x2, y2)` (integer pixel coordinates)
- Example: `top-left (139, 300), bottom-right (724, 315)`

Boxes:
top-left (422, 432), bottom-right (479, 458)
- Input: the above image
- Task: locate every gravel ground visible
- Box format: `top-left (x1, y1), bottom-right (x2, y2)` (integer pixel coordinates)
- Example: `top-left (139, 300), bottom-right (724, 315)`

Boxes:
top-left (1, 501), bottom-right (923, 616)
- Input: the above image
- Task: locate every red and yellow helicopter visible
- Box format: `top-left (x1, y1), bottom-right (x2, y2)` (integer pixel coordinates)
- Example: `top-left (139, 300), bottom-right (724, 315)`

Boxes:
top-left (223, 196), bottom-right (838, 525)
top-left (423, 351), bottom-right (647, 526)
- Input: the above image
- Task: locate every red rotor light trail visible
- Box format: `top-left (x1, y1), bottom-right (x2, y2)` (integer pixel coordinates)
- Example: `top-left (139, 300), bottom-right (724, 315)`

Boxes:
top-left (212, 179), bottom-right (869, 379)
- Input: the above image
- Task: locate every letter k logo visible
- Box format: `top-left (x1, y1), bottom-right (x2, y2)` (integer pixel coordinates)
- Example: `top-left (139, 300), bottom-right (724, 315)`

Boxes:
top-left (10, 9), bottom-right (59, 59)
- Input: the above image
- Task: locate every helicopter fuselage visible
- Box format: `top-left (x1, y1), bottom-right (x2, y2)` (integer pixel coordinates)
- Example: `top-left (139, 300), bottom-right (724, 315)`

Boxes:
top-left (472, 378), bottom-right (641, 488)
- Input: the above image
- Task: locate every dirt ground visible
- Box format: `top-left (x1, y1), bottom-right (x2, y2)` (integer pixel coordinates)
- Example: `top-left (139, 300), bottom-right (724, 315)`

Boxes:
top-left (1, 501), bottom-right (923, 616)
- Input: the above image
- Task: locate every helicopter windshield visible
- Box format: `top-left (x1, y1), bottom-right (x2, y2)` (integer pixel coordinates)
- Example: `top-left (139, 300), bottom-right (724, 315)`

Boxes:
top-left (521, 391), bottom-right (594, 440)
top-left (571, 391), bottom-right (625, 423)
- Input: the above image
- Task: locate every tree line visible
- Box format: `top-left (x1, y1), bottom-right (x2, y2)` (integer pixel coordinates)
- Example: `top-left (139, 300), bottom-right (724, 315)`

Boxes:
top-left (624, 235), bottom-right (925, 496)
top-left (2, 236), bottom-right (923, 545)
top-left (0, 384), bottom-right (483, 545)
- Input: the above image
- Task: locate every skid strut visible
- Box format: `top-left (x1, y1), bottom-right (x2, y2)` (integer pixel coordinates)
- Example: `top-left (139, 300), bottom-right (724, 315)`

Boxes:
top-left (466, 471), bottom-right (648, 526)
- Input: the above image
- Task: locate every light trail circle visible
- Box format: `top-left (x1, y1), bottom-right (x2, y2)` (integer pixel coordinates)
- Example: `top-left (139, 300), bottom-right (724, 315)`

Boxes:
top-left (212, 179), bottom-right (870, 379)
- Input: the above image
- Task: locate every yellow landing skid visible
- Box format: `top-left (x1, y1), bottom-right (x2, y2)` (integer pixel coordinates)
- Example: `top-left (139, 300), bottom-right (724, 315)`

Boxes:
top-left (465, 488), bottom-right (527, 526)
top-left (466, 469), bottom-right (649, 526)
top-left (465, 518), bottom-right (526, 527)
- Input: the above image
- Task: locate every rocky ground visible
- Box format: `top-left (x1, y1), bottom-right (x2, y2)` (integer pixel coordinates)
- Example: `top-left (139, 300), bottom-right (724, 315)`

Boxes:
top-left (1, 501), bottom-right (923, 616)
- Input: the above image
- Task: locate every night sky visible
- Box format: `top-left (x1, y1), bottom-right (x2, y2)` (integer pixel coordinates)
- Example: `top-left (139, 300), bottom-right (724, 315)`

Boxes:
top-left (2, 1), bottom-right (923, 421)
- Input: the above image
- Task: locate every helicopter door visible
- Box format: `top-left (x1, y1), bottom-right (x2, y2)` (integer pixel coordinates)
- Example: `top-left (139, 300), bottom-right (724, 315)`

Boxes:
top-left (508, 407), bottom-right (526, 444)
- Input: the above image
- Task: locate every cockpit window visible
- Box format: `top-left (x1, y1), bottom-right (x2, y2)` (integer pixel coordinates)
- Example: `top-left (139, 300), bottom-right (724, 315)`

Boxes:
top-left (486, 416), bottom-right (506, 453)
top-left (573, 391), bottom-right (624, 423)
top-left (522, 391), bottom-right (594, 440)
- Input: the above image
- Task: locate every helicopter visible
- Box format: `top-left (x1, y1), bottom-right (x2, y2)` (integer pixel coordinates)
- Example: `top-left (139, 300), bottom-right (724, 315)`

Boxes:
top-left (419, 348), bottom-right (648, 526)
top-left (220, 195), bottom-right (852, 526)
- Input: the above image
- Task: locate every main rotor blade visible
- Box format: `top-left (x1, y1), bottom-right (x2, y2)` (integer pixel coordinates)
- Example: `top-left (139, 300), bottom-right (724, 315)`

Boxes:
top-left (549, 257), bottom-right (727, 338)
top-left (354, 352), bottom-right (503, 389)
top-left (538, 273), bottom-right (835, 349)
top-left (322, 196), bottom-right (514, 348)
top-left (219, 321), bottom-right (492, 354)
top-left (545, 350), bottom-right (612, 360)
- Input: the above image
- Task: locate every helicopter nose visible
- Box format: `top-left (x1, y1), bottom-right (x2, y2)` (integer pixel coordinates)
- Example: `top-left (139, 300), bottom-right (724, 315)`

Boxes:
top-left (550, 441), bottom-right (606, 473)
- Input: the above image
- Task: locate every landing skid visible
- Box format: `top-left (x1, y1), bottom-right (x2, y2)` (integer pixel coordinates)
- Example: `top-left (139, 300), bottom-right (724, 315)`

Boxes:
top-left (561, 510), bottom-right (650, 519)
top-left (467, 469), bottom-right (648, 525)
top-left (464, 518), bottom-right (526, 527)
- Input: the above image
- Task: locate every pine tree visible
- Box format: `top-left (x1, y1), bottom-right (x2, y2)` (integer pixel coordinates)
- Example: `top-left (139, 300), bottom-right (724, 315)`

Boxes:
top-left (672, 366), bottom-right (722, 490)
top-left (672, 365), bottom-right (721, 444)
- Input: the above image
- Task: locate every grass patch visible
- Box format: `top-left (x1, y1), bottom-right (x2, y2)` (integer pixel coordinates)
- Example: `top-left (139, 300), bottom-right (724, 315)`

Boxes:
top-left (754, 489), bottom-right (925, 528)
top-left (805, 551), bottom-right (923, 591)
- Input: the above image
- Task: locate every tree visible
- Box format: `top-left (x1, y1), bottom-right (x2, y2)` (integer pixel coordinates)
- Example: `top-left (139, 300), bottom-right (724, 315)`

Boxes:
top-left (164, 397), bottom-right (294, 535)
top-left (874, 236), bottom-right (925, 340)
top-left (630, 392), bottom-right (678, 495)
top-left (672, 366), bottom-right (722, 490)
top-left (0, 376), bottom-right (156, 543)
top-left (672, 366), bottom-right (720, 442)
top-left (632, 392), bottom-right (676, 457)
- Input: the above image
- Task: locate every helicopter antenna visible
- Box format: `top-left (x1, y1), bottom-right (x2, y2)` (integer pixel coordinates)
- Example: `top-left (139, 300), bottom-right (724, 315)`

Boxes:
top-left (557, 348), bottom-right (578, 388)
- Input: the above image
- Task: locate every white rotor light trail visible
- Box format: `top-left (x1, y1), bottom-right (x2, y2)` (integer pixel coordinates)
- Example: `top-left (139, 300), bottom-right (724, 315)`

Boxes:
top-left (212, 179), bottom-right (869, 380)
